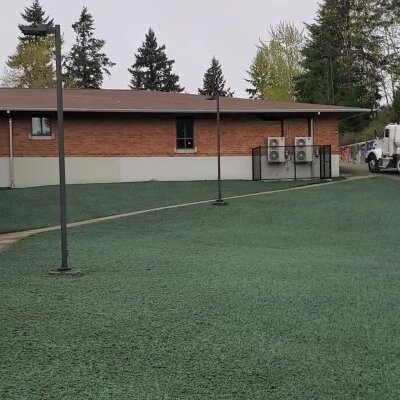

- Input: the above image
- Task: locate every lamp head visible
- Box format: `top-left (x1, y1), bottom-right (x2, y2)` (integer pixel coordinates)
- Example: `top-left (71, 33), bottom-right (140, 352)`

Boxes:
top-left (19, 24), bottom-right (54, 36)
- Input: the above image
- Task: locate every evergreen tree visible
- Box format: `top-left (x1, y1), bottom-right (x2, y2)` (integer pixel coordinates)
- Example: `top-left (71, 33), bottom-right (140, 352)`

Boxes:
top-left (246, 49), bottom-right (269, 99)
top-left (128, 28), bottom-right (184, 92)
top-left (373, 0), bottom-right (400, 104)
top-left (64, 7), bottom-right (115, 89)
top-left (18, 0), bottom-right (54, 42)
top-left (295, 0), bottom-right (381, 110)
top-left (246, 21), bottom-right (304, 101)
top-left (1, 0), bottom-right (55, 88)
top-left (198, 57), bottom-right (233, 97)
top-left (391, 89), bottom-right (400, 121)
top-left (294, 0), bottom-right (385, 132)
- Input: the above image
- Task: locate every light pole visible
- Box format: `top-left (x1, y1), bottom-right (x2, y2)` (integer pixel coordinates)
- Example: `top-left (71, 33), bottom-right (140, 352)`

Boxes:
top-left (206, 95), bottom-right (226, 205)
top-left (20, 24), bottom-right (77, 275)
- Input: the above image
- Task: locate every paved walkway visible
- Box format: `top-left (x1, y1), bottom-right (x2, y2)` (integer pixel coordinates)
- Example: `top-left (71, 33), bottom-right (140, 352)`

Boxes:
top-left (340, 162), bottom-right (400, 181)
top-left (340, 162), bottom-right (371, 177)
top-left (0, 176), bottom-right (372, 253)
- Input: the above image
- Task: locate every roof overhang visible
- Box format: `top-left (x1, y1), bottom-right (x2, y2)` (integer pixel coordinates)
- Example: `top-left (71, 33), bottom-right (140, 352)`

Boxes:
top-left (0, 107), bottom-right (371, 114)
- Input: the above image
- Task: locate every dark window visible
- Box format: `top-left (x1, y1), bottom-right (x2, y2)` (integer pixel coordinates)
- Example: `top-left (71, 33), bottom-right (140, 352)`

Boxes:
top-left (384, 128), bottom-right (390, 138)
top-left (32, 117), bottom-right (51, 136)
top-left (176, 117), bottom-right (194, 149)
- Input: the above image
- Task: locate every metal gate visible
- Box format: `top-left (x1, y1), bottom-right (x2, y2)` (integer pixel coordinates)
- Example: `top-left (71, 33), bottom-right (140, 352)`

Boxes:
top-left (320, 145), bottom-right (332, 179)
top-left (252, 146), bottom-right (262, 181)
top-left (252, 145), bottom-right (332, 180)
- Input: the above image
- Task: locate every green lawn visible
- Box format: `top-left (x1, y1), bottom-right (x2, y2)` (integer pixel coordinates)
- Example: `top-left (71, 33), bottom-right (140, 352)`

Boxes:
top-left (1, 177), bottom-right (400, 399)
top-left (0, 180), bottom-right (314, 233)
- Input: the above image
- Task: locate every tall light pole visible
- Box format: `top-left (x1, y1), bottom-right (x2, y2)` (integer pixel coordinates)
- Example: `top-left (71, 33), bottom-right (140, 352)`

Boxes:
top-left (206, 95), bottom-right (226, 205)
top-left (20, 24), bottom-right (78, 275)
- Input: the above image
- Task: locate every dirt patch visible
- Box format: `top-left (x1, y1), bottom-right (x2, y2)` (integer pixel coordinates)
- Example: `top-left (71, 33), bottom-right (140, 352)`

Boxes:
top-left (341, 163), bottom-right (400, 181)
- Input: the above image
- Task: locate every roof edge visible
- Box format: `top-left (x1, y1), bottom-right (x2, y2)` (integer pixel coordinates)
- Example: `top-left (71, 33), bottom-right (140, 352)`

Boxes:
top-left (0, 107), bottom-right (371, 114)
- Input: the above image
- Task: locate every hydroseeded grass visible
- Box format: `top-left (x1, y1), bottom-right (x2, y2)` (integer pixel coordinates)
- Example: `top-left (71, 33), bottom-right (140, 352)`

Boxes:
top-left (1, 177), bottom-right (399, 399)
top-left (0, 180), bottom-right (314, 233)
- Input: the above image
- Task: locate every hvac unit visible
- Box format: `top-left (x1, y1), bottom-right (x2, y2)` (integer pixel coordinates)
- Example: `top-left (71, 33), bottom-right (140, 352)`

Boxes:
top-left (295, 137), bottom-right (313, 162)
top-left (267, 137), bottom-right (285, 163)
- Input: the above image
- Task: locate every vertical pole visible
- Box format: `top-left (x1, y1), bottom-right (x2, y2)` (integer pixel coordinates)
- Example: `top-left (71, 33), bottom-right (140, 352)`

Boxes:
top-left (329, 57), bottom-right (335, 104)
top-left (329, 145), bottom-right (332, 179)
top-left (320, 146), bottom-right (323, 179)
top-left (325, 58), bottom-right (330, 103)
top-left (216, 95), bottom-right (223, 204)
top-left (8, 113), bottom-right (14, 188)
top-left (252, 147), bottom-right (255, 181)
top-left (55, 25), bottom-right (69, 271)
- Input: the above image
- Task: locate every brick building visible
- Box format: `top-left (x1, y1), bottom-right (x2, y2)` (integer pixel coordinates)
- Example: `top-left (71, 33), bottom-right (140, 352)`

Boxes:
top-left (0, 88), bottom-right (368, 188)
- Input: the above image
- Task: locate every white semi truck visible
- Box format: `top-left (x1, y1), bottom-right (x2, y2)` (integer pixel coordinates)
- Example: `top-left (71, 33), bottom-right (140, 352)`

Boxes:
top-left (366, 123), bottom-right (400, 173)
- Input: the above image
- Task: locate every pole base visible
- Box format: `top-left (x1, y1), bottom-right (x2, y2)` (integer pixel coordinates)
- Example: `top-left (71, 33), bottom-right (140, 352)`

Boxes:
top-left (214, 199), bottom-right (228, 206)
top-left (48, 268), bottom-right (81, 276)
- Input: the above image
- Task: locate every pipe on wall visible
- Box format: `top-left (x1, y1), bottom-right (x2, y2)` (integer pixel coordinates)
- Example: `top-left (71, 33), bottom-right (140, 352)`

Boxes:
top-left (310, 117), bottom-right (315, 141)
top-left (7, 111), bottom-right (14, 188)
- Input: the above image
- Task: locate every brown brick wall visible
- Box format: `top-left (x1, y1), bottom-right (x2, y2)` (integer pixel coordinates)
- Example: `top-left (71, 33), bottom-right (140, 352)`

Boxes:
top-left (282, 118), bottom-right (309, 146)
top-left (196, 115), bottom-right (282, 156)
top-left (314, 115), bottom-right (340, 153)
top-left (0, 112), bottom-right (340, 157)
top-left (0, 117), bottom-right (9, 157)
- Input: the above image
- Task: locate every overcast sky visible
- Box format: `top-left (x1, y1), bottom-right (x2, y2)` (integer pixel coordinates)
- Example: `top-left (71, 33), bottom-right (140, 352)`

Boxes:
top-left (1, 0), bottom-right (320, 97)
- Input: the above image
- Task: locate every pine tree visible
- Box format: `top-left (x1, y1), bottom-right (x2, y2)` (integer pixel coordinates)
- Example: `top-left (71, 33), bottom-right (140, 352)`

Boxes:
top-left (246, 50), bottom-right (269, 99)
top-left (294, 0), bottom-right (384, 132)
top-left (373, 0), bottom-right (400, 104)
top-left (1, 0), bottom-right (55, 88)
top-left (128, 28), bottom-right (184, 92)
top-left (64, 7), bottom-right (115, 89)
top-left (392, 89), bottom-right (400, 117)
top-left (18, 0), bottom-right (54, 42)
top-left (198, 57), bottom-right (233, 97)
top-left (295, 0), bottom-right (381, 109)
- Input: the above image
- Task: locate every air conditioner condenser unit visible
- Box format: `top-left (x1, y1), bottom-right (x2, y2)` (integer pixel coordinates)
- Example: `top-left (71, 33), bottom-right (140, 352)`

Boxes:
top-left (295, 137), bottom-right (313, 162)
top-left (267, 137), bottom-right (285, 163)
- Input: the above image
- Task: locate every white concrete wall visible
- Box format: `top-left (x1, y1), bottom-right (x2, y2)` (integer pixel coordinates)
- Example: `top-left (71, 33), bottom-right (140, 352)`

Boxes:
top-left (260, 154), bottom-right (339, 180)
top-left (11, 156), bottom-right (253, 187)
top-left (0, 157), bottom-right (11, 187)
top-left (13, 157), bottom-right (59, 187)
top-left (120, 157), bottom-right (253, 182)
top-left (332, 155), bottom-right (340, 178)
top-left (66, 157), bottom-right (120, 184)
top-left (9, 155), bottom-right (339, 188)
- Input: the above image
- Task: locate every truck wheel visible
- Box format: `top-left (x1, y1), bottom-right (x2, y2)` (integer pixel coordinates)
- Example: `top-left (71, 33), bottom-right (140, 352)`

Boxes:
top-left (368, 155), bottom-right (380, 173)
top-left (397, 159), bottom-right (400, 174)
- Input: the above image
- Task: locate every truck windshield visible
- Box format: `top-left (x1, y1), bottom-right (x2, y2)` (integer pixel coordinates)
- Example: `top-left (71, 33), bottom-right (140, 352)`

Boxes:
top-left (375, 127), bottom-right (384, 139)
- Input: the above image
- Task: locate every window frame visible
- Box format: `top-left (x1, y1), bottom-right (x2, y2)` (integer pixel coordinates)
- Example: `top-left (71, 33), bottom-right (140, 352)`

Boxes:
top-left (175, 116), bottom-right (196, 152)
top-left (30, 116), bottom-right (54, 140)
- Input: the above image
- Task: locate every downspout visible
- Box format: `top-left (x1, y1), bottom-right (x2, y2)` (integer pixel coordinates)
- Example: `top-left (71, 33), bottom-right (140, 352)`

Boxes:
top-left (7, 110), bottom-right (14, 188)
top-left (310, 117), bottom-right (315, 142)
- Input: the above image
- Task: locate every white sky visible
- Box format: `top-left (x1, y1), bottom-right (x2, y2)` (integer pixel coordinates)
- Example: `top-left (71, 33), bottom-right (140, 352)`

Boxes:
top-left (1, 0), bottom-right (320, 97)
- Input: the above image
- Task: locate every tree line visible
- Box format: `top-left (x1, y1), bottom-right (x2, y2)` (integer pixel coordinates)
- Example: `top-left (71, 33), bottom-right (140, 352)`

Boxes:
top-left (247, 0), bottom-right (400, 134)
top-left (1, 1), bottom-right (232, 97)
top-left (3, 0), bottom-right (400, 135)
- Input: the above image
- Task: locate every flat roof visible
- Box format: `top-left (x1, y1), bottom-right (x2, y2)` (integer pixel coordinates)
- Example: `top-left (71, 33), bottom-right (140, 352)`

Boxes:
top-left (0, 88), bottom-right (370, 115)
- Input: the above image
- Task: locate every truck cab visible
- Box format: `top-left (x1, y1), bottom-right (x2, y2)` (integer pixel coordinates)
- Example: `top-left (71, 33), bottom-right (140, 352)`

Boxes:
top-left (366, 124), bottom-right (400, 173)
